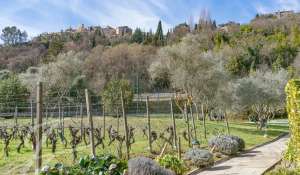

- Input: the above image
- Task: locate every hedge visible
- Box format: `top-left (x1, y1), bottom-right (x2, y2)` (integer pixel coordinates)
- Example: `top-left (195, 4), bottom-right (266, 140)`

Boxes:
top-left (285, 79), bottom-right (300, 165)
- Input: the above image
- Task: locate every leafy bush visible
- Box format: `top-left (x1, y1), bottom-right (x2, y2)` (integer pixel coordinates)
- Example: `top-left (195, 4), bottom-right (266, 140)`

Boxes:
top-left (0, 75), bottom-right (29, 112)
top-left (208, 135), bottom-right (239, 155)
top-left (40, 154), bottom-right (127, 175)
top-left (285, 79), bottom-right (300, 165)
top-left (157, 154), bottom-right (186, 175)
top-left (228, 135), bottom-right (245, 151)
top-left (128, 157), bottom-right (175, 175)
top-left (101, 79), bottom-right (133, 114)
top-left (266, 167), bottom-right (300, 175)
top-left (183, 149), bottom-right (214, 167)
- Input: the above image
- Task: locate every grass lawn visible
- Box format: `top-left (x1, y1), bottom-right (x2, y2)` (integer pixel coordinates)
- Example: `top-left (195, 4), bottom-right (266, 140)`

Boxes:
top-left (0, 115), bottom-right (290, 174)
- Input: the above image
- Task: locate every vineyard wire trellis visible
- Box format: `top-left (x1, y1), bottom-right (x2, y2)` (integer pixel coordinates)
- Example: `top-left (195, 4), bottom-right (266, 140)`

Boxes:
top-left (0, 82), bottom-right (231, 174)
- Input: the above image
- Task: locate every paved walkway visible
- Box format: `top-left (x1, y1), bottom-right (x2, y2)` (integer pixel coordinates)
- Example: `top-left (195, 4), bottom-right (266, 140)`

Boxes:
top-left (197, 135), bottom-right (289, 175)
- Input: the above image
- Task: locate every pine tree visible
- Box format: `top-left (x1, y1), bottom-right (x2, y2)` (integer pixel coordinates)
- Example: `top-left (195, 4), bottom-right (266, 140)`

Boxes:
top-left (153, 20), bottom-right (164, 46)
top-left (131, 28), bottom-right (144, 43)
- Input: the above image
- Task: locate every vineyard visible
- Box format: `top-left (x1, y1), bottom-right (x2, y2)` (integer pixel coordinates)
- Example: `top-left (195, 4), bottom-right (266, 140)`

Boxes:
top-left (0, 84), bottom-right (289, 175)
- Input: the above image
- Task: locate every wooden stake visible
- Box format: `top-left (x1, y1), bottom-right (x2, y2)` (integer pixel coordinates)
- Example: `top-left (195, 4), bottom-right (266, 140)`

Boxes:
top-left (225, 112), bottom-right (230, 135)
top-left (190, 104), bottom-right (197, 140)
top-left (35, 82), bottom-right (43, 175)
top-left (58, 103), bottom-right (62, 131)
top-left (80, 103), bottom-right (83, 139)
top-left (102, 104), bottom-right (106, 139)
top-left (177, 137), bottom-right (181, 159)
top-left (146, 96), bottom-right (152, 153)
top-left (62, 106), bottom-right (64, 135)
top-left (31, 100), bottom-right (34, 129)
top-left (85, 89), bottom-right (95, 157)
top-left (45, 105), bottom-right (48, 128)
top-left (170, 98), bottom-right (177, 148)
top-left (185, 102), bottom-right (191, 147)
top-left (121, 90), bottom-right (130, 160)
top-left (201, 104), bottom-right (207, 139)
top-left (195, 103), bottom-right (200, 120)
top-left (117, 107), bottom-right (120, 133)
top-left (14, 106), bottom-right (18, 127)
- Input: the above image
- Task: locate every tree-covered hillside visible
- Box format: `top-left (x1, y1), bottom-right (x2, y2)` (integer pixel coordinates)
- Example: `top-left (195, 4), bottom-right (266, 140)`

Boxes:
top-left (0, 10), bottom-right (300, 119)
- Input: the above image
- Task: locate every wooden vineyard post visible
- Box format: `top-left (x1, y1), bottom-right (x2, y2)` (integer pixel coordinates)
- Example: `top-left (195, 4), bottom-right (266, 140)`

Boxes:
top-left (45, 105), bottom-right (48, 128)
top-left (62, 106), bottom-right (65, 135)
top-left (31, 100), bottom-right (34, 129)
top-left (195, 103), bottom-right (200, 120)
top-left (68, 103), bottom-right (71, 117)
top-left (14, 106), bottom-right (18, 127)
top-left (85, 89), bottom-right (96, 157)
top-left (224, 111), bottom-right (230, 135)
top-left (35, 82), bottom-right (43, 175)
top-left (102, 104), bottom-right (106, 139)
top-left (117, 107), bottom-right (120, 133)
top-left (75, 104), bottom-right (79, 120)
top-left (185, 102), bottom-right (191, 147)
top-left (170, 98), bottom-right (177, 149)
top-left (146, 96), bottom-right (152, 153)
top-left (121, 90), bottom-right (130, 160)
top-left (190, 104), bottom-right (197, 140)
top-left (58, 103), bottom-right (62, 131)
top-left (177, 137), bottom-right (181, 159)
top-left (201, 104), bottom-right (207, 139)
top-left (80, 103), bottom-right (84, 139)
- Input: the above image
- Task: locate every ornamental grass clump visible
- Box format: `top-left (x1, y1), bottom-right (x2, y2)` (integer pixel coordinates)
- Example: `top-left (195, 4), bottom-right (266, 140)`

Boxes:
top-left (128, 157), bottom-right (175, 175)
top-left (183, 149), bottom-right (214, 167)
top-left (208, 135), bottom-right (239, 155)
top-left (228, 135), bottom-right (245, 151)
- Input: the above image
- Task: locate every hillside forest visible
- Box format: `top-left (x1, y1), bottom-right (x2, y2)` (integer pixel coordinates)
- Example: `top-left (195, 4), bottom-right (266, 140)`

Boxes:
top-left (1, 10), bottom-right (300, 119)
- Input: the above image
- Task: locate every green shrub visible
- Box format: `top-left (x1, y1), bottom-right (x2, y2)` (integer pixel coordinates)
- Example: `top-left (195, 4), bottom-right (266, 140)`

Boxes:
top-left (266, 167), bottom-right (300, 175)
top-left (285, 79), bottom-right (300, 164)
top-left (40, 154), bottom-right (127, 175)
top-left (228, 135), bottom-right (245, 151)
top-left (157, 154), bottom-right (185, 175)
top-left (128, 156), bottom-right (174, 175)
top-left (101, 79), bottom-right (133, 114)
top-left (208, 135), bottom-right (239, 155)
top-left (183, 149), bottom-right (214, 167)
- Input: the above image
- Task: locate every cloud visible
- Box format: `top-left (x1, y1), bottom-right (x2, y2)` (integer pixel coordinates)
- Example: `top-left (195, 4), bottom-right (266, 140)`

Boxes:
top-left (0, 16), bottom-right (42, 38)
top-left (255, 0), bottom-right (300, 14)
top-left (0, 0), bottom-right (174, 39)
top-left (277, 0), bottom-right (300, 11)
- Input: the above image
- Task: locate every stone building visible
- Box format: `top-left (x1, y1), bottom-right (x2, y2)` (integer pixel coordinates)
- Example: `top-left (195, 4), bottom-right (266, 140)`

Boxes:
top-left (102, 26), bottom-right (117, 37)
top-left (275, 10), bottom-right (294, 18)
top-left (116, 26), bottom-right (132, 36)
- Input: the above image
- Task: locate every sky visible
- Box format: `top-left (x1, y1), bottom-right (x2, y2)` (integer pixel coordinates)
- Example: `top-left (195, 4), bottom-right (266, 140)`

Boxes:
top-left (0, 0), bottom-right (300, 39)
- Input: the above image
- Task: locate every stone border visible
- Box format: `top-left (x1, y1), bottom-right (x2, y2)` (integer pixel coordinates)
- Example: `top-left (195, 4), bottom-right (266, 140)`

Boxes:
top-left (187, 132), bottom-right (289, 175)
top-left (261, 160), bottom-right (282, 175)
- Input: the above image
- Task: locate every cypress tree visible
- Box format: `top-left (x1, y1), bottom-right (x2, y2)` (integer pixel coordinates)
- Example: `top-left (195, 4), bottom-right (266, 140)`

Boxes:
top-left (143, 30), bottom-right (153, 45)
top-left (153, 20), bottom-right (164, 46)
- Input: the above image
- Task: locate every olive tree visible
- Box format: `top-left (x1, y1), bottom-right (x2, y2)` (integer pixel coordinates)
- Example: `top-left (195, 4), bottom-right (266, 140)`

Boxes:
top-left (101, 79), bottom-right (133, 114)
top-left (0, 75), bottom-right (29, 112)
top-left (40, 51), bottom-right (87, 102)
top-left (150, 34), bottom-right (229, 114)
top-left (231, 69), bottom-right (288, 130)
